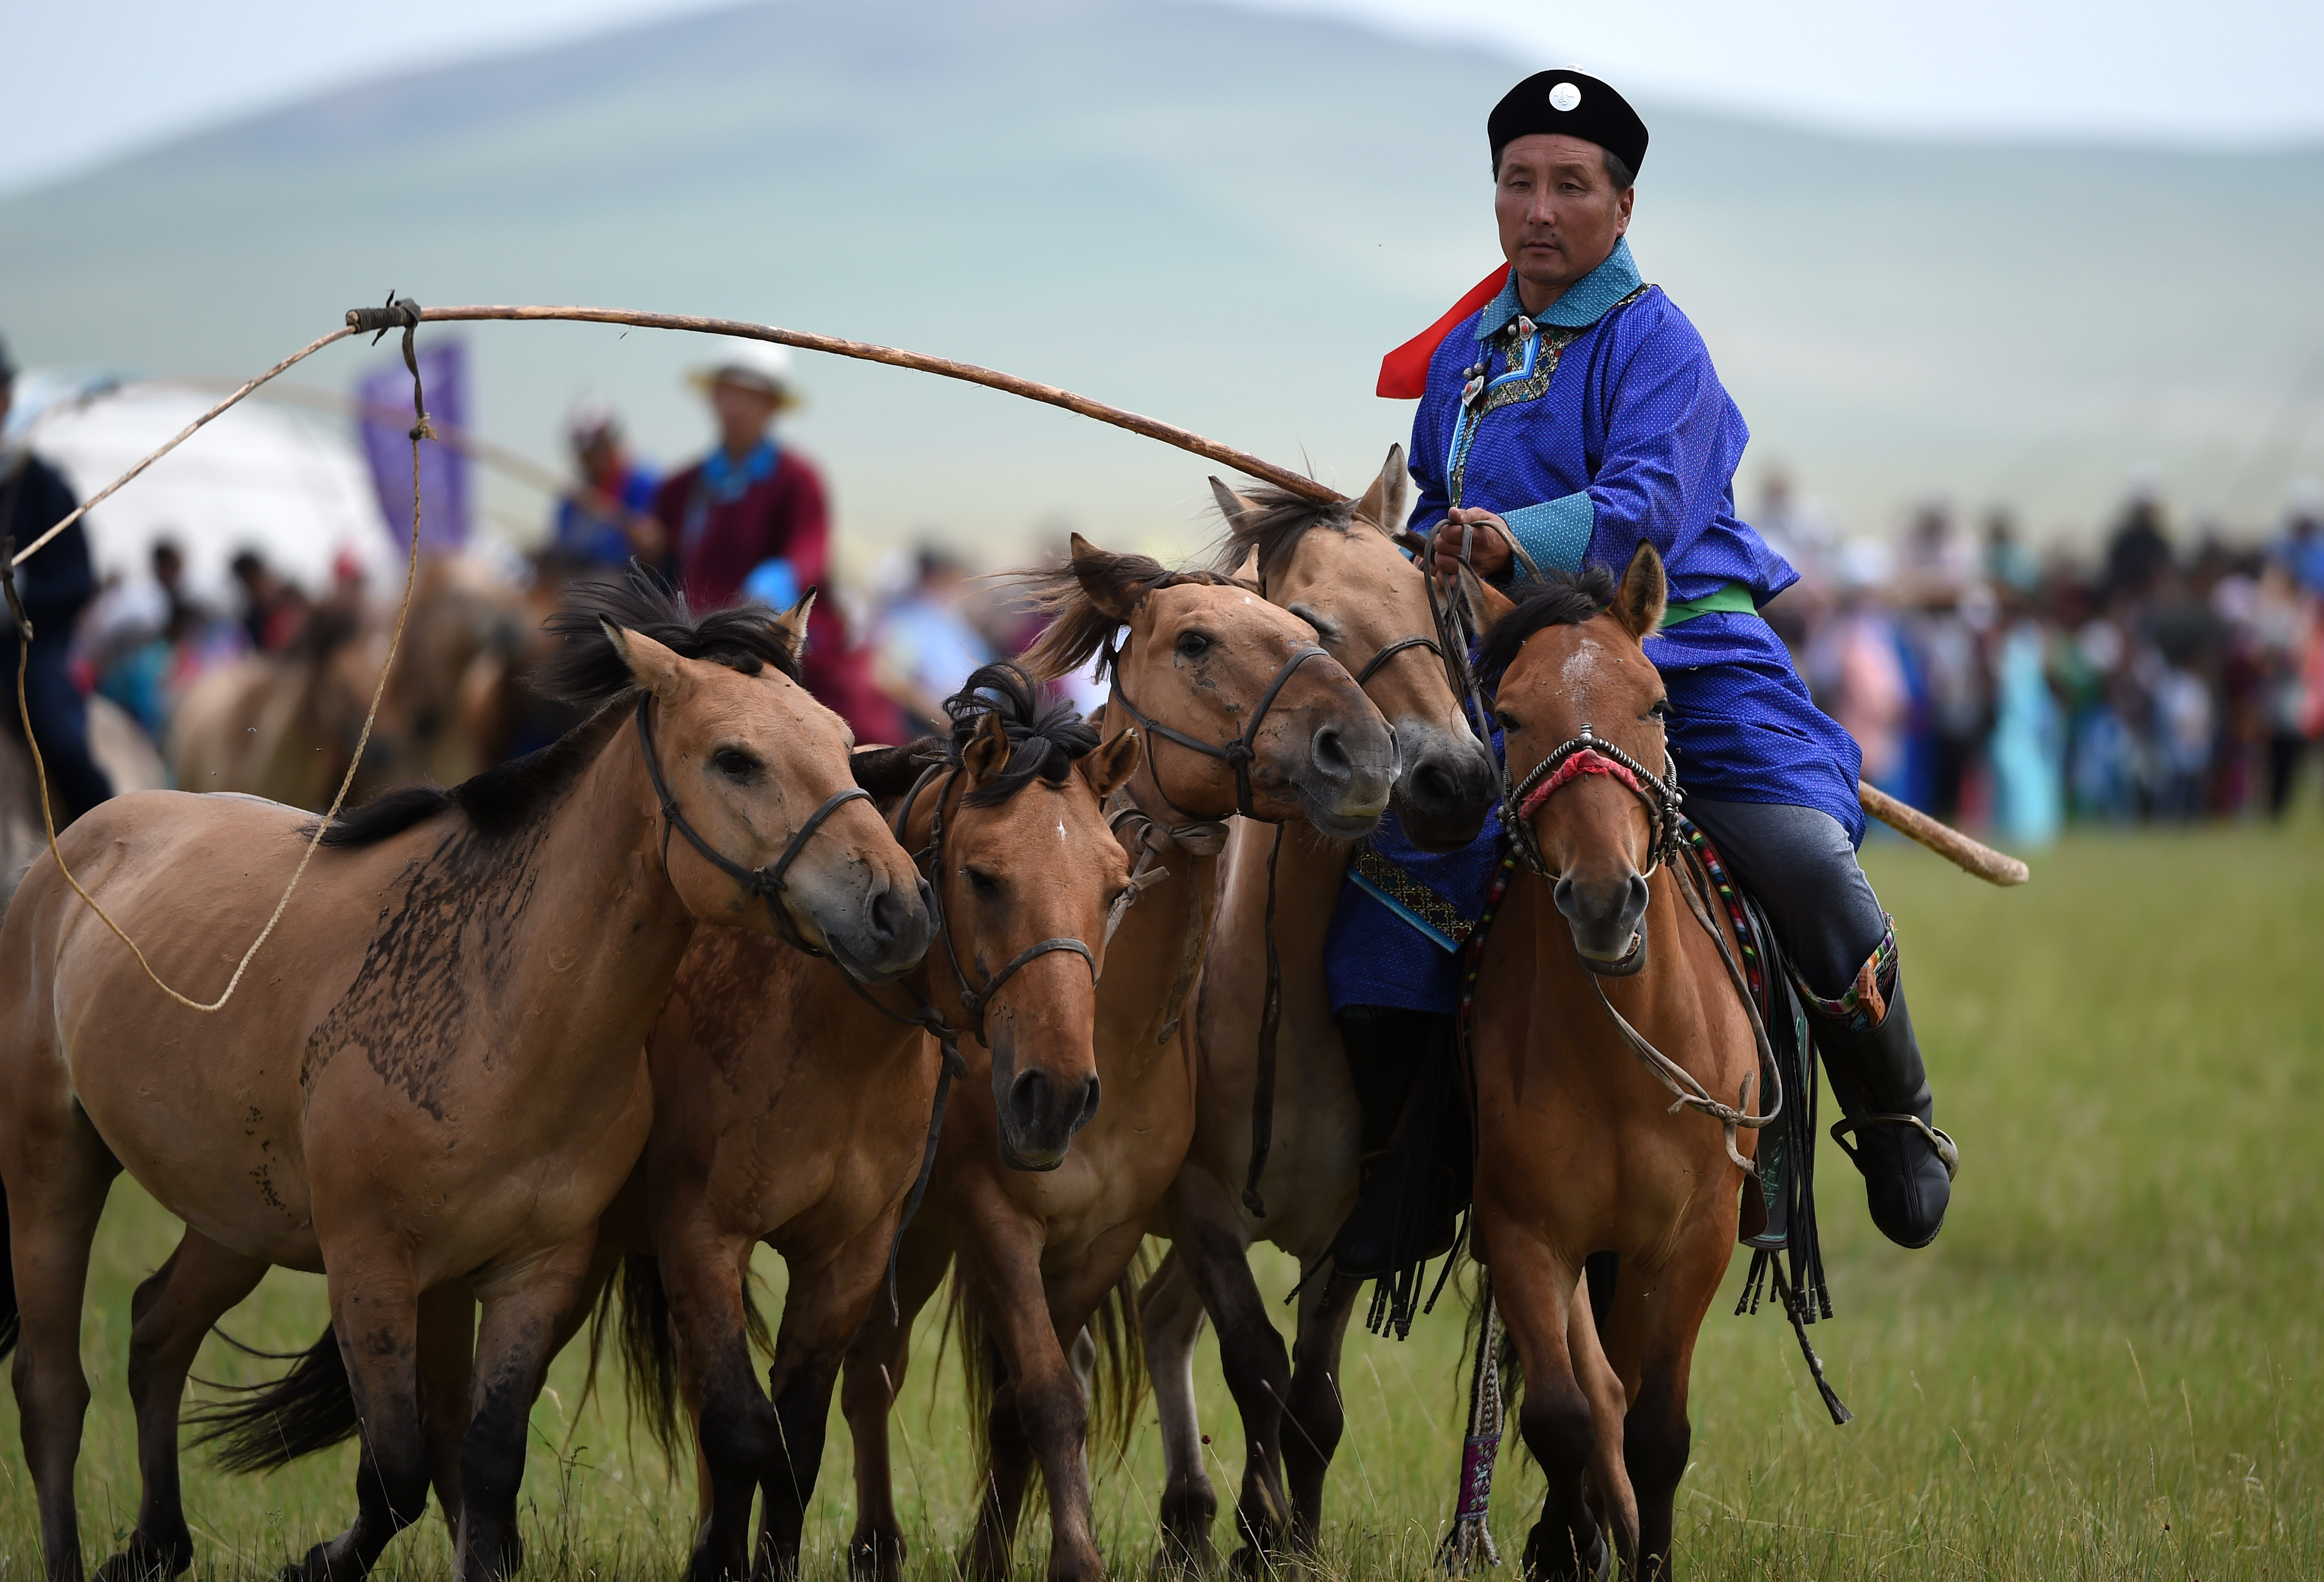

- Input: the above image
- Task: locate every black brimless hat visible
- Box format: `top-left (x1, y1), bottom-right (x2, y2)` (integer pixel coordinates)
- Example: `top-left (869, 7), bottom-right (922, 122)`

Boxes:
top-left (1488, 69), bottom-right (1648, 179)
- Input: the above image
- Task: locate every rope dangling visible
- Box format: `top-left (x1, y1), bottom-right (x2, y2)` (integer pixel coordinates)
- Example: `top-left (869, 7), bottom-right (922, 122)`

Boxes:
top-left (1436, 1273), bottom-right (1506, 1575)
top-left (7, 296), bottom-right (430, 1014)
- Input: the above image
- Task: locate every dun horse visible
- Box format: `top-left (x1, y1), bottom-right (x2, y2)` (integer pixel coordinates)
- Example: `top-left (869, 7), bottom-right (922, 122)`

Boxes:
top-left (1469, 546), bottom-right (1767, 1580)
top-left (200, 661), bottom-right (1138, 1582)
top-left (0, 572), bottom-right (933, 1582)
top-left (841, 538), bottom-right (1398, 1582)
top-left (1143, 447), bottom-right (1498, 1563)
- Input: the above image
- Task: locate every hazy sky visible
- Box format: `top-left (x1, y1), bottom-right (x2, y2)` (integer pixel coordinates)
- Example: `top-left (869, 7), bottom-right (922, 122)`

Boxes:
top-left (5, 0), bottom-right (2319, 194)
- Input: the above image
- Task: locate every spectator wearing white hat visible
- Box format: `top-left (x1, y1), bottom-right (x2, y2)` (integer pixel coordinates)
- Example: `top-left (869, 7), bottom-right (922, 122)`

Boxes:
top-left (650, 341), bottom-right (904, 742)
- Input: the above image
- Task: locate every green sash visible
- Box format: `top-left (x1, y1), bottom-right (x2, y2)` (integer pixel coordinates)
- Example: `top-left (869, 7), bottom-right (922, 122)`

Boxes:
top-left (1660, 581), bottom-right (1758, 627)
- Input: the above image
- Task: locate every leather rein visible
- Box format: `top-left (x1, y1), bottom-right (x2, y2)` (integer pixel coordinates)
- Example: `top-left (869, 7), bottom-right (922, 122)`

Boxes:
top-left (1504, 717), bottom-right (1781, 1173)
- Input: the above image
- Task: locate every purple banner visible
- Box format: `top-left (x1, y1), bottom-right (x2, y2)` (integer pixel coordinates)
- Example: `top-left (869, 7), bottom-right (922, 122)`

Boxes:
top-left (358, 338), bottom-right (471, 552)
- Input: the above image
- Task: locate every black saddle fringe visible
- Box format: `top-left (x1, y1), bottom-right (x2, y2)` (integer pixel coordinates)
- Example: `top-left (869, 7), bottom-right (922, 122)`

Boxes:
top-left (1726, 887), bottom-right (1851, 1425)
top-left (1358, 1015), bottom-right (1474, 1341)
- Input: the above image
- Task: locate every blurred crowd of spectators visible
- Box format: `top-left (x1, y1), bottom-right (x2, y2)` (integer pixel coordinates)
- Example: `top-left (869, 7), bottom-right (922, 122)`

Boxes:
top-left (1755, 473), bottom-right (2324, 846)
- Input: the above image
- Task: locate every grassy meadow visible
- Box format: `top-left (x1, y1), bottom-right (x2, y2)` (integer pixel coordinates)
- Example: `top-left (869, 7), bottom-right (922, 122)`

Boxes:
top-left (0, 810), bottom-right (2318, 1579)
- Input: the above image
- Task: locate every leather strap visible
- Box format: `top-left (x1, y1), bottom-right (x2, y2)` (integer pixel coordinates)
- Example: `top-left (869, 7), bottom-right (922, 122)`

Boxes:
top-left (635, 694), bottom-right (873, 959)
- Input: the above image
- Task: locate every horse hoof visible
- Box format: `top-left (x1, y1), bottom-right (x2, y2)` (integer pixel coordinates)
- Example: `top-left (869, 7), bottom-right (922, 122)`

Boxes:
top-left (93, 1541), bottom-right (191, 1582)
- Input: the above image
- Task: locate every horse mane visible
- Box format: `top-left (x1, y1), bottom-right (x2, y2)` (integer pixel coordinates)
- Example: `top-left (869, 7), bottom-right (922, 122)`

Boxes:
top-left (1474, 565), bottom-right (1620, 691)
top-left (1205, 484), bottom-right (1379, 584)
top-left (1014, 548), bottom-right (1246, 685)
top-left (317, 565), bottom-right (804, 851)
top-left (945, 662), bottom-right (1101, 807)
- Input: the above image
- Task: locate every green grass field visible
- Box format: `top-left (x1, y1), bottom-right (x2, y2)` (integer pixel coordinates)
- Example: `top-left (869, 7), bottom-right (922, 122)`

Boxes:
top-left (2, 812), bottom-right (2318, 1579)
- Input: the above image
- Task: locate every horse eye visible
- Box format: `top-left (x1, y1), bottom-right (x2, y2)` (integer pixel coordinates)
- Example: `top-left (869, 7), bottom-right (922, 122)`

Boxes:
top-left (1174, 630), bottom-right (1212, 659)
top-left (711, 747), bottom-right (761, 780)
top-left (966, 867), bottom-right (1001, 898)
top-left (1495, 710), bottom-right (1521, 732)
top-left (1643, 699), bottom-right (1669, 722)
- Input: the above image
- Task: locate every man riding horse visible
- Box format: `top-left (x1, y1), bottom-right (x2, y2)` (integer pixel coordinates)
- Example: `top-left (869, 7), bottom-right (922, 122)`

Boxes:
top-left (1328, 69), bottom-right (1954, 1277)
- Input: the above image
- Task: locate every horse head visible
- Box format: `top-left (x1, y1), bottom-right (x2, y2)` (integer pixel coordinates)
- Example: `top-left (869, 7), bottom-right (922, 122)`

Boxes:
top-left (1207, 447), bottom-right (1498, 852)
top-left (551, 576), bottom-right (935, 982)
top-left (1025, 534), bottom-right (1394, 836)
top-left (879, 664), bottom-right (1139, 1170)
top-left (1481, 543), bottom-right (1674, 975)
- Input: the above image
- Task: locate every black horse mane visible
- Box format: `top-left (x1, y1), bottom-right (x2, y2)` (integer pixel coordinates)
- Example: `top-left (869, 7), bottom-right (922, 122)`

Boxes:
top-left (945, 662), bottom-right (1101, 807)
top-left (1474, 565), bottom-right (1620, 691)
top-left (1206, 485), bottom-right (1366, 585)
top-left (317, 566), bottom-right (805, 850)
top-left (1014, 548), bottom-right (1247, 687)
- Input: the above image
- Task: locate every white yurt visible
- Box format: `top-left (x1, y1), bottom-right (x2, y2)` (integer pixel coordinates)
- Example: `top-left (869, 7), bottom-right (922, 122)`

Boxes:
top-left (7, 373), bottom-right (402, 606)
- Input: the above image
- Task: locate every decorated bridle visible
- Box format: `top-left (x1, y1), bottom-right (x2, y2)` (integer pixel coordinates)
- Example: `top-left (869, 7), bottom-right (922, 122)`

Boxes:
top-left (1503, 720), bottom-right (1686, 881)
top-left (634, 693), bottom-right (875, 959)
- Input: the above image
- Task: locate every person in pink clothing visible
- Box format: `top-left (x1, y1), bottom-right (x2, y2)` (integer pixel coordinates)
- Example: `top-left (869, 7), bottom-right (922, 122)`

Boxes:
top-left (652, 342), bottom-right (905, 744)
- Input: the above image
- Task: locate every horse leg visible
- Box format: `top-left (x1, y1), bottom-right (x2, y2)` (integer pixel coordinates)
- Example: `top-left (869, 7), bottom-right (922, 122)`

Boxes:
top-left (5, 1107), bottom-right (119, 1582)
top-left (754, 1221), bottom-right (891, 1580)
top-left (1620, 1230), bottom-right (1727, 1582)
top-left (94, 1229), bottom-right (266, 1582)
top-left (1282, 1266), bottom-right (1362, 1553)
top-left (841, 1224), bottom-right (951, 1582)
top-left (969, 1231), bottom-right (1100, 1582)
top-left (293, 1263), bottom-right (433, 1581)
top-left (416, 1285), bottom-right (477, 1541)
top-left (657, 1222), bottom-right (775, 1582)
top-left (1567, 1266), bottom-right (1637, 1572)
top-left (1138, 1249), bottom-right (1218, 1572)
top-left (1489, 1235), bottom-right (1601, 1582)
top-left (454, 1232), bottom-right (600, 1582)
top-left (1161, 1188), bottom-right (1293, 1566)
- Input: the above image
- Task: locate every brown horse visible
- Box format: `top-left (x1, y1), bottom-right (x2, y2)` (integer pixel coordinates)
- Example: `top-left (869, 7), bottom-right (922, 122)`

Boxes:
top-left (1469, 545), bottom-right (1768, 1580)
top-left (840, 537), bottom-right (1399, 1582)
top-left (1142, 447), bottom-right (1498, 1564)
top-left (0, 572), bottom-right (933, 1582)
top-left (196, 660), bottom-right (1140, 1582)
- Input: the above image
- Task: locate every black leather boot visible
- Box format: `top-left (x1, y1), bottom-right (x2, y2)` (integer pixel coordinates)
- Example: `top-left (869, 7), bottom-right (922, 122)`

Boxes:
top-left (1328, 1009), bottom-right (1465, 1279)
top-left (1806, 956), bottom-right (1956, 1249)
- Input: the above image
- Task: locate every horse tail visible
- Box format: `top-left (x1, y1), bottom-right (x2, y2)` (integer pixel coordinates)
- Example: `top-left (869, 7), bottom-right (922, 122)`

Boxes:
top-left (585, 1253), bottom-right (684, 1460)
top-left (949, 1243), bottom-right (1153, 1472)
top-left (1085, 1244), bottom-right (1153, 1464)
top-left (186, 1326), bottom-right (359, 1471)
top-left (0, 1177), bottom-right (18, 1358)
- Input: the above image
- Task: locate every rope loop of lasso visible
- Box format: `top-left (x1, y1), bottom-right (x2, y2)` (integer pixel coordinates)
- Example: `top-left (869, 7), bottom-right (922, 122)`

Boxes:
top-left (4, 298), bottom-right (431, 1013)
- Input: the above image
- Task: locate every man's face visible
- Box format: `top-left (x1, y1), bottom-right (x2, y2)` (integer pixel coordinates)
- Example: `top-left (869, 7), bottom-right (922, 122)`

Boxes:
top-left (1494, 134), bottom-right (1633, 300)
top-left (711, 380), bottom-right (781, 453)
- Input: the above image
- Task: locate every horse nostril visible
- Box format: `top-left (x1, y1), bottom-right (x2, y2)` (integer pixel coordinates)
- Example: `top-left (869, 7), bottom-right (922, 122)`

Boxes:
top-left (1073, 1075), bottom-right (1103, 1133)
top-left (1414, 761), bottom-right (1455, 809)
top-left (1008, 1068), bottom-right (1048, 1127)
top-left (1312, 724), bottom-right (1352, 777)
top-left (867, 881), bottom-right (909, 945)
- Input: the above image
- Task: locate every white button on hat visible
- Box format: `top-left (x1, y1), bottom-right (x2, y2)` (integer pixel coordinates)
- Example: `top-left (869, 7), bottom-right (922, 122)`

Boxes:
top-left (1549, 81), bottom-right (1582, 112)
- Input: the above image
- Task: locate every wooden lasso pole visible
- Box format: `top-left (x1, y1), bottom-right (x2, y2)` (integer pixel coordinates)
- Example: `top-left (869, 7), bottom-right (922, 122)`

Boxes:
top-left (13, 298), bottom-right (2022, 888)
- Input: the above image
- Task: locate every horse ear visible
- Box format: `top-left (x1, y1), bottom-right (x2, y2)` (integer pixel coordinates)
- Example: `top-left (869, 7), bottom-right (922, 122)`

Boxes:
top-left (1208, 477), bottom-right (1260, 537)
top-left (1614, 542), bottom-right (1667, 640)
top-left (961, 709), bottom-right (1012, 787)
top-left (1353, 445), bottom-right (1409, 532)
top-left (1069, 532), bottom-right (1143, 621)
top-left (601, 619), bottom-right (684, 698)
top-left (1463, 571), bottom-right (1517, 635)
top-left (770, 589), bottom-right (817, 660)
top-left (1079, 727), bottom-right (1142, 800)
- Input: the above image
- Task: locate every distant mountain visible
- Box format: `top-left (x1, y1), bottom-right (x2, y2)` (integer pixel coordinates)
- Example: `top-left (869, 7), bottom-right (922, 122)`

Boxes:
top-left (5, 0), bottom-right (2321, 565)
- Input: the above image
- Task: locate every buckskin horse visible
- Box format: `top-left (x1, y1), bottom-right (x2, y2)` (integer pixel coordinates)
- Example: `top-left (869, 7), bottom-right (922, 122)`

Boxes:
top-left (1141, 446), bottom-right (1499, 1566)
top-left (196, 660), bottom-right (1142, 1582)
top-left (0, 571), bottom-right (933, 1582)
top-left (840, 537), bottom-right (1398, 1582)
top-left (1467, 545), bottom-right (1772, 1580)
